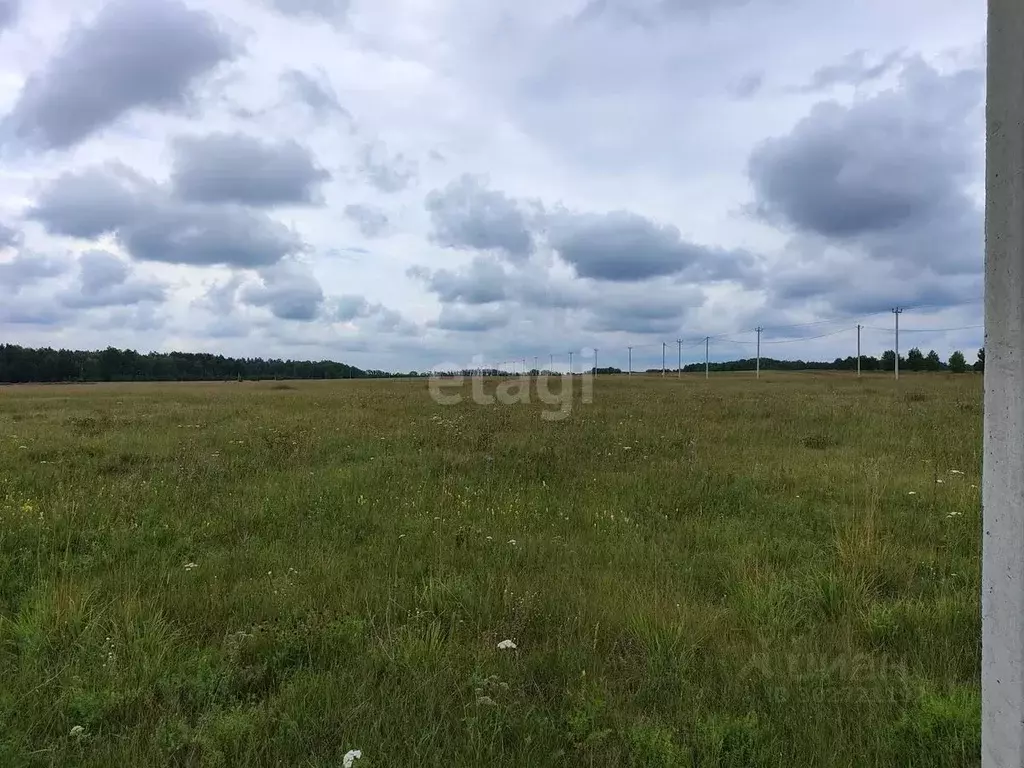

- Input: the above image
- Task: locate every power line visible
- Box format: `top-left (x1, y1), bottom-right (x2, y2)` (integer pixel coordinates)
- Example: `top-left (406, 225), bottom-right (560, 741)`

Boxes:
top-left (737, 296), bottom-right (983, 334)
top-left (862, 323), bottom-right (984, 333)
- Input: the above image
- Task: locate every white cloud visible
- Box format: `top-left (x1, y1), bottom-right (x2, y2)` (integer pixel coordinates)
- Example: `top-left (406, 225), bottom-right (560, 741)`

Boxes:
top-left (0, 0), bottom-right (986, 370)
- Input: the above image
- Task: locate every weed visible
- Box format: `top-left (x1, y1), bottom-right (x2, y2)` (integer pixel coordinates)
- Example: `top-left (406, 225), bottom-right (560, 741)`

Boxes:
top-left (0, 373), bottom-right (982, 765)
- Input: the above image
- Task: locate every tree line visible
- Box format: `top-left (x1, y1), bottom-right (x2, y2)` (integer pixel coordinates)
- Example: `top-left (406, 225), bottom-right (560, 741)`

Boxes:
top-left (0, 344), bottom-right (383, 383)
top-left (672, 347), bottom-right (985, 374)
top-left (0, 344), bottom-right (985, 384)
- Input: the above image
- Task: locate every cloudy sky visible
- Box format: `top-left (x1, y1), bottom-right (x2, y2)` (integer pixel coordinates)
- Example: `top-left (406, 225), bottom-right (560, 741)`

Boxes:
top-left (0, 0), bottom-right (987, 372)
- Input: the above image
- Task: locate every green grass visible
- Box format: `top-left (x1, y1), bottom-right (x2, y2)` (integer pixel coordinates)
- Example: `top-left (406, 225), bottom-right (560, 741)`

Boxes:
top-left (0, 372), bottom-right (981, 766)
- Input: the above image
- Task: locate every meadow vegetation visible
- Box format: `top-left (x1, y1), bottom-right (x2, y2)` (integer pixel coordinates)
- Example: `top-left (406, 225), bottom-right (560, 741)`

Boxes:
top-left (0, 373), bottom-right (981, 766)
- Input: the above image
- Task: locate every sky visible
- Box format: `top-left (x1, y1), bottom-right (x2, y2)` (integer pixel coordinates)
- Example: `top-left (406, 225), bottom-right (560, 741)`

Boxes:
top-left (0, 0), bottom-right (987, 373)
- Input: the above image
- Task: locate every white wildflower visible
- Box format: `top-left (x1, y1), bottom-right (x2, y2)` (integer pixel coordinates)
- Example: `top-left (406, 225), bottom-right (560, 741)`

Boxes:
top-left (342, 749), bottom-right (362, 768)
top-left (507, 539), bottom-right (516, 546)
top-left (908, 491), bottom-right (917, 495)
top-left (949, 469), bottom-right (964, 475)
top-left (936, 479), bottom-right (944, 484)
top-left (69, 725), bottom-right (85, 738)
top-left (184, 562), bottom-right (198, 571)
top-left (497, 639), bottom-right (517, 650)
top-left (623, 446), bottom-right (632, 451)
top-left (477, 695), bottom-right (498, 706)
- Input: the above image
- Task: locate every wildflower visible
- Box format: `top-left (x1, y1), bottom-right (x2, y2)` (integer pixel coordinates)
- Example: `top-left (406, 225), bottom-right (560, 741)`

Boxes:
top-left (477, 695), bottom-right (498, 706)
top-left (908, 491), bottom-right (917, 495)
top-left (342, 749), bottom-right (362, 767)
top-left (949, 469), bottom-right (964, 475)
top-left (947, 510), bottom-right (963, 518)
top-left (485, 536), bottom-right (492, 541)
top-left (507, 539), bottom-right (516, 546)
top-left (184, 562), bottom-right (198, 571)
top-left (623, 446), bottom-right (632, 451)
top-left (70, 725), bottom-right (85, 738)
top-left (936, 479), bottom-right (944, 484)
top-left (497, 639), bottom-right (517, 650)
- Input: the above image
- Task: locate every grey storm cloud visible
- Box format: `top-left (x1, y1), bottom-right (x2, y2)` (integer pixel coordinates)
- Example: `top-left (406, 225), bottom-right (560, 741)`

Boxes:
top-left (241, 262), bottom-right (324, 321)
top-left (196, 275), bottom-right (244, 316)
top-left (329, 294), bottom-right (371, 322)
top-left (0, 300), bottom-right (70, 326)
top-left (772, 256), bottom-right (981, 317)
top-left (731, 71), bottom-right (764, 99)
top-left (360, 143), bottom-right (416, 194)
top-left (0, 0), bottom-right (19, 34)
top-left (25, 163), bottom-right (151, 238)
top-left (0, 251), bottom-right (69, 293)
top-left (0, 221), bottom-right (22, 249)
top-left (799, 49), bottom-right (907, 92)
top-left (425, 174), bottom-right (535, 260)
top-left (749, 58), bottom-right (984, 278)
top-left (326, 295), bottom-right (416, 334)
top-left (426, 175), bottom-right (755, 285)
top-left (407, 256), bottom-right (508, 305)
top-left (3, 0), bottom-right (237, 151)
top-left (344, 204), bottom-right (389, 237)
top-left (29, 163), bottom-right (305, 268)
top-left (281, 69), bottom-right (350, 122)
top-left (373, 307), bottom-right (419, 336)
top-left (170, 132), bottom-right (331, 207)
top-left (125, 205), bottom-right (304, 268)
top-left (59, 250), bottom-right (166, 309)
top-left (545, 208), bottom-right (753, 282)
top-left (409, 248), bottom-right (710, 337)
top-left (265, 0), bottom-right (349, 25)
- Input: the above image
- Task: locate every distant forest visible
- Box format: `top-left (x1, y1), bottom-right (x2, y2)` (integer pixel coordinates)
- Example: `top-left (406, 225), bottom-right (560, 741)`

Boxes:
top-left (0, 344), bottom-right (985, 384)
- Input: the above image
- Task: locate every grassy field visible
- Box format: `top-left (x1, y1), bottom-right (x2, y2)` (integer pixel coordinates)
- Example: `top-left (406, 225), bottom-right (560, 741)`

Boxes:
top-left (0, 372), bottom-right (981, 767)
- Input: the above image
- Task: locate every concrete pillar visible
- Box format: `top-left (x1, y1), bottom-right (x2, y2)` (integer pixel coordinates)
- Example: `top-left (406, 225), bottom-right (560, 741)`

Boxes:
top-left (983, 1), bottom-right (1024, 765)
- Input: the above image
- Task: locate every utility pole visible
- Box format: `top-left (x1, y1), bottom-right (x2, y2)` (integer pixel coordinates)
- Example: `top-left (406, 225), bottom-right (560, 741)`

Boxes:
top-left (677, 339), bottom-right (682, 378)
top-left (568, 350), bottom-right (573, 374)
top-left (892, 307), bottom-right (903, 380)
top-left (857, 324), bottom-right (862, 377)
top-left (628, 346), bottom-right (632, 377)
top-left (662, 342), bottom-right (666, 376)
top-left (704, 337), bottom-right (709, 379)
top-left (983, 2), bottom-right (1024, 764)
top-left (755, 326), bottom-right (763, 379)
top-left (534, 356), bottom-right (538, 374)
top-left (549, 353), bottom-right (553, 373)
top-left (593, 349), bottom-right (598, 375)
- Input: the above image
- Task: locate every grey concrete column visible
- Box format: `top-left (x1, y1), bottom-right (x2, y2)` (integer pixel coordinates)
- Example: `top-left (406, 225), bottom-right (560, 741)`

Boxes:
top-left (983, 1), bottom-right (1024, 765)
